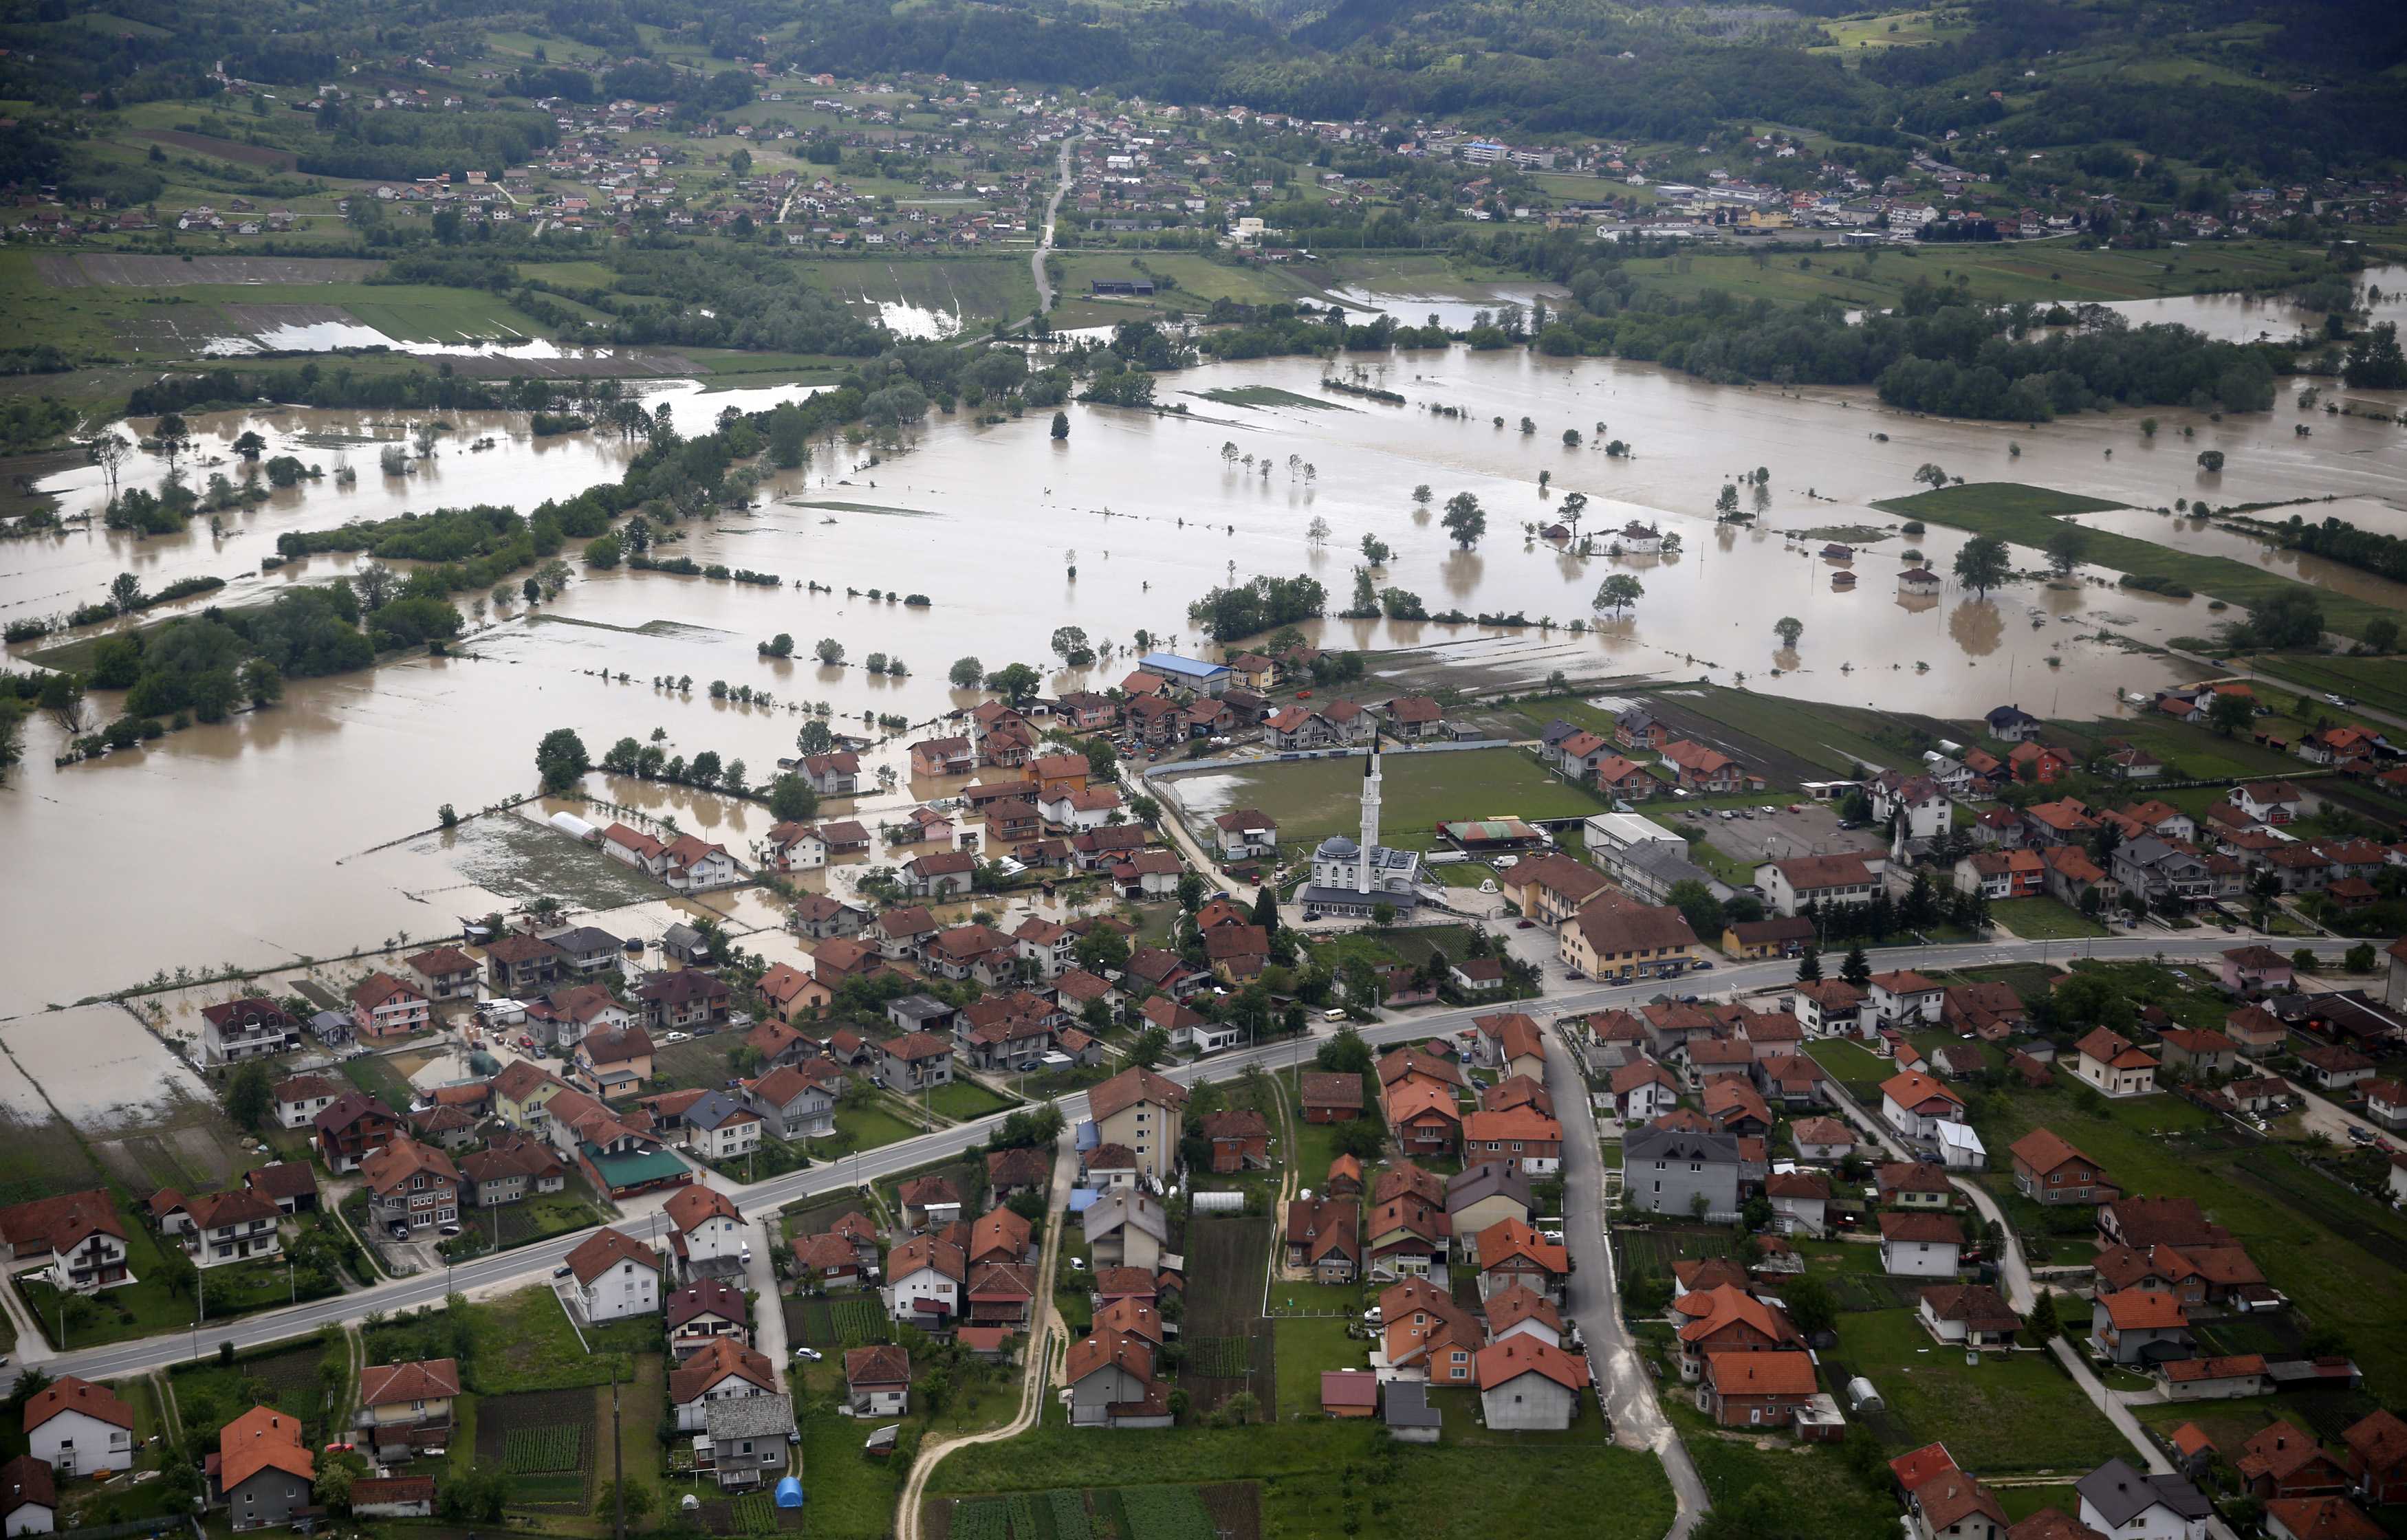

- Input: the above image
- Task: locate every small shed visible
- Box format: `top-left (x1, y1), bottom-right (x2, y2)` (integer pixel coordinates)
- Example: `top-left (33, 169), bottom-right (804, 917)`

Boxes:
top-left (1321, 1371), bottom-right (1379, 1418)
top-left (774, 1477), bottom-right (803, 1510)
top-left (1382, 1380), bottom-right (1441, 1444)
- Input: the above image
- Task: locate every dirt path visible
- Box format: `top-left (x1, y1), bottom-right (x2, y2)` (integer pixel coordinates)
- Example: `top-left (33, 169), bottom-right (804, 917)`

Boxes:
top-left (893, 1130), bottom-right (1077, 1540)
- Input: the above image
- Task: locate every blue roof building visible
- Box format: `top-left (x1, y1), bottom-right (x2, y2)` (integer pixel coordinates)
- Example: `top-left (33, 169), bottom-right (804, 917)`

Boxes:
top-left (1136, 652), bottom-right (1233, 696)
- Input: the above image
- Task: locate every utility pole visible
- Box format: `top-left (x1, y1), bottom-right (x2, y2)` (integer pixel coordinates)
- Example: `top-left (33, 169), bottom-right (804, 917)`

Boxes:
top-left (612, 1358), bottom-right (625, 1540)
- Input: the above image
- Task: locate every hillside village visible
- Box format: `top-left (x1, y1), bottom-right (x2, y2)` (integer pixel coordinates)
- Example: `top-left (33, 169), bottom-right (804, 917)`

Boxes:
top-left (3, 638), bottom-right (2407, 1540)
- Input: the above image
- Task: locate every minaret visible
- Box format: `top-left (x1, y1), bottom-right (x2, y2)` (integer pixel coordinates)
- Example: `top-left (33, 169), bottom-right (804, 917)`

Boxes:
top-left (1358, 732), bottom-right (1383, 896)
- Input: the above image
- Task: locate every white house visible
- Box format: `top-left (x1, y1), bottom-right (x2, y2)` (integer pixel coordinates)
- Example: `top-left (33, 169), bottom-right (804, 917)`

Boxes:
top-left (666, 1186), bottom-right (750, 1267)
top-left (1878, 1211), bottom-right (1963, 1277)
top-left (272, 1075), bottom-right (342, 1131)
top-left (883, 1235), bottom-right (965, 1329)
top-left (23, 1378), bottom-right (135, 1477)
top-left (2073, 1029), bottom-right (2159, 1099)
top-left (1788, 981), bottom-right (1870, 1040)
top-left (1879, 1070), bottom-right (1967, 1140)
top-left (1038, 786), bottom-right (1122, 832)
top-left (668, 1338), bottom-right (777, 1432)
top-left (1868, 970), bottom-right (1946, 1027)
top-left (564, 1228), bottom-right (661, 1322)
top-left (2074, 1458), bottom-right (2212, 1540)
top-left (1871, 773), bottom-right (1950, 841)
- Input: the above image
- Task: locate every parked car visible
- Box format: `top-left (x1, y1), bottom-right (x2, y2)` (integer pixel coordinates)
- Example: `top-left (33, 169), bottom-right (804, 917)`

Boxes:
top-left (794, 1346), bottom-right (823, 1362)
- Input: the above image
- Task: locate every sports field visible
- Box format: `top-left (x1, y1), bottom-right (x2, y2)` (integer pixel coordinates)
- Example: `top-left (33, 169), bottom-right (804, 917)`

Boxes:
top-left (1164, 747), bottom-right (1607, 849)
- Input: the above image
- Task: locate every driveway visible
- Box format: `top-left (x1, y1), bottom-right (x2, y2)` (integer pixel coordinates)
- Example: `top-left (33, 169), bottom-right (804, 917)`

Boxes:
top-left (743, 1218), bottom-right (791, 1389)
top-left (1545, 1024), bottom-right (1708, 1537)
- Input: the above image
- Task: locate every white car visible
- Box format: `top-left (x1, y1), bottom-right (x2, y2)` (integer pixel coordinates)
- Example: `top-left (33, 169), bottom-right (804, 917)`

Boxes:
top-left (1361, 1307), bottom-right (1382, 1325)
top-left (664, 1031), bottom-right (691, 1043)
top-left (794, 1346), bottom-right (823, 1362)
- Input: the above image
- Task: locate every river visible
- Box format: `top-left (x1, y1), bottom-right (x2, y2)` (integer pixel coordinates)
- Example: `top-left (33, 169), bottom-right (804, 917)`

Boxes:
top-left (3, 343), bottom-right (2403, 1015)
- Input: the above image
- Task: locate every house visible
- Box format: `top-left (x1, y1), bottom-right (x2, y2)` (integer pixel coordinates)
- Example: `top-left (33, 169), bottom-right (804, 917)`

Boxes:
top-left (2076, 1459), bottom-right (2211, 1540)
top-left (1870, 970), bottom-right (1947, 1028)
top-left (1, 1455), bottom-right (53, 1537)
top-left (314, 1092), bottom-right (402, 1174)
top-left (2221, 944), bottom-right (2294, 995)
top-left (1757, 853), bottom-right (1880, 916)
top-left (1791, 1116), bottom-right (1857, 1163)
top-left (1918, 1284), bottom-right (2019, 1349)
top-left (2161, 1354), bottom-right (2266, 1400)
top-left (1908, 1471), bottom-right (2009, 1540)
top-left (21, 1377), bottom-right (134, 1477)
top-left (1083, 1189), bottom-right (1170, 1273)
top-left (349, 982), bottom-right (433, 1040)
top-left (1878, 1211), bottom-right (1964, 1277)
top-left (355, 1358), bottom-right (459, 1462)
top-left (361, 1137), bottom-right (463, 1234)
top-left (635, 969), bottom-right (733, 1033)
top-left (905, 849), bottom-right (977, 899)
top-left (1624, 1125), bottom-right (1741, 1219)
top-left (1086, 1067), bottom-right (1188, 1184)
top-left (1065, 1330), bottom-right (1171, 1428)
top-left (1791, 980), bottom-right (1871, 1040)
top-left (2265, 1499), bottom-right (2384, 1540)
top-left (676, 1092), bottom-right (762, 1164)
top-left (175, 1189), bottom-right (283, 1268)
top-left (483, 932), bottom-right (567, 994)
top-left (1672, 1283), bottom-right (1802, 1381)
top-left (845, 1344), bottom-right (911, 1417)
top-left (2296, 1042), bottom-right (2377, 1091)
top-left (1558, 896), bottom-right (1700, 982)
top-left (2010, 1129), bottom-right (2113, 1205)
top-left (2342, 1409), bottom-right (2407, 1505)
top-left (754, 962), bottom-right (830, 1026)
top-left (1475, 1218), bottom-right (1569, 1302)
top-left (698, 1395), bottom-right (794, 1490)
top-left (2230, 780), bottom-right (2305, 825)
top-left (347, 1477), bottom-right (436, 1520)
top-left (669, 1336), bottom-right (777, 1432)
top-left (2237, 1422), bottom-right (2351, 1502)
top-left (743, 1064), bottom-right (838, 1141)
top-left (1497, 851), bottom-right (1611, 928)
top-left (1880, 1070), bottom-right (1968, 1139)
top-left (878, 1031), bottom-right (957, 1092)
top-left (1957, 849), bottom-right (2045, 901)
top-left (1986, 704), bottom-right (2043, 741)
top-left (212, 1408), bottom-right (314, 1531)
top-left (1446, 1160), bottom-right (1533, 1240)
top-left (1201, 1109), bottom-right (1271, 1173)
top-left (1662, 738), bottom-right (1758, 793)
top-left (199, 998), bottom-right (302, 1066)
top-left (272, 1074), bottom-right (343, 1131)
top-left (1877, 1161), bottom-right (1955, 1209)
top-left (563, 1227), bottom-right (662, 1321)
top-left (1701, 1349), bottom-right (1819, 1429)
top-left (574, 1025), bottom-right (656, 1100)
top-left (1285, 1194), bottom-right (1360, 1282)
top-left (2089, 1289), bottom-right (2191, 1365)
top-left (1475, 1336), bottom-right (1589, 1431)
top-left (1300, 1072), bottom-right (1362, 1123)
top-left (761, 822), bottom-right (827, 873)
top-left (1723, 916), bottom-right (1817, 960)
top-left (406, 947), bottom-right (480, 1002)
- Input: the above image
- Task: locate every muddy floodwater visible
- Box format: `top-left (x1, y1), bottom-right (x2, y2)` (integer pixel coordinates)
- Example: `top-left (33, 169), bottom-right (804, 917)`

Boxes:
top-left (5, 342), bottom-right (2405, 1015)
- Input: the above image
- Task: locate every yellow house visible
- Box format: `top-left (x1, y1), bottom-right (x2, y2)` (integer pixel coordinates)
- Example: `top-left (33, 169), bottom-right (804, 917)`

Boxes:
top-left (491, 1060), bottom-right (567, 1132)
top-left (1741, 208), bottom-right (1793, 229)
top-left (1496, 852), bottom-right (1609, 929)
top-left (356, 1358), bottom-right (459, 1460)
top-left (1559, 897), bottom-right (1700, 984)
top-left (1226, 652), bottom-right (1275, 692)
top-left (1087, 1066), bottom-right (1189, 1185)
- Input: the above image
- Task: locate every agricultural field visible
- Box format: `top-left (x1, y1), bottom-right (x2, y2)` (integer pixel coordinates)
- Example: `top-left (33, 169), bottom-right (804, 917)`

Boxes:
top-left (932, 1482), bottom-right (1254, 1540)
top-left (1877, 482), bottom-right (2400, 643)
top-left (1175, 1217), bottom-right (1273, 1414)
top-left (2241, 652), bottom-right (2407, 720)
top-left (1166, 747), bottom-right (1609, 852)
top-left (783, 1293), bottom-right (892, 1350)
top-left (167, 1337), bottom-right (334, 1443)
top-left (799, 257), bottom-right (1038, 329)
top-left (477, 1385), bottom-right (598, 1510)
top-left (1824, 1306), bottom-right (2117, 1473)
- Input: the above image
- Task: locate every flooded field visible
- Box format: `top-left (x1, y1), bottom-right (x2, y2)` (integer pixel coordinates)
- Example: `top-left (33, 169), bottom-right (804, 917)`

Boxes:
top-left (4, 340), bottom-right (2404, 1015)
top-left (2060, 498), bottom-right (2407, 610)
top-left (2097, 263), bottom-right (2407, 343)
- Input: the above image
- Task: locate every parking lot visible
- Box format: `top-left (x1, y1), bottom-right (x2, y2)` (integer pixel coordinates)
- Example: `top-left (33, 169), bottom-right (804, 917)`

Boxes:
top-left (1678, 799), bottom-right (1884, 870)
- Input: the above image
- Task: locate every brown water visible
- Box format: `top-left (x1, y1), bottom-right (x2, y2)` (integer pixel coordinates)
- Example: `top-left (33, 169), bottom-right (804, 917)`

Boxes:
top-left (6, 344), bottom-right (2404, 1015)
top-left (2096, 263), bottom-right (2407, 344)
top-left (2060, 497), bottom-right (2407, 609)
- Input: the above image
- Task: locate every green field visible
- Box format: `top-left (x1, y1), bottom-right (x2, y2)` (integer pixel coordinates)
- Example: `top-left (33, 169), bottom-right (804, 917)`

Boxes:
top-left (1170, 747), bottom-right (1609, 849)
top-left (2238, 652), bottom-right (2407, 720)
top-left (929, 1414), bottom-right (1675, 1540)
top-left (800, 256), bottom-right (1037, 327)
top-left (1272, 1316), bottom-right (1363, 1418)
top-left (1971, 1077), bottom-right (2407, 1390)
top-left (1675, 1401), bottom-right (1899, 1540)
top-left (1987, 899), bottom-right (2109, 940)
top-left (1829, 1308), bottom-right (2115, 1473)
top-left (926, 1079), bottom-right (1021, 1122)
top-left (1876, 483), bottom-right (2399, 644)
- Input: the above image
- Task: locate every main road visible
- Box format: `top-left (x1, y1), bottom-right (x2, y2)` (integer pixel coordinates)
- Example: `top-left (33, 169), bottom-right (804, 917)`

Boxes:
top-left (3, 932), bottom-right (2357, 1501)
top-left (1030, 134), bottom-right (1080, 314)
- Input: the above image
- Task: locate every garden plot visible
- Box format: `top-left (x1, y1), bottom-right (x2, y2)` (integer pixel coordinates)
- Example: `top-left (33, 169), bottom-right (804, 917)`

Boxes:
top-left (478, 1386), bottom-right (598, 1509)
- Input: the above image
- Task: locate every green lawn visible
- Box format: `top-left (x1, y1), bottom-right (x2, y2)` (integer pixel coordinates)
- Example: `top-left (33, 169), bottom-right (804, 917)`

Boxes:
top-left (1272, 1316), bottom-right (1365, 1418)
top-left (796, 1410), bottom-right (907, 1540)
top-left (19, 1222), bottom-right (204, 1348)
top-left (446, 1286), bottom-right (661, 1394)
top-left (1177, 747), bottom-right (1611, 847)
top-left (2241, 652), bottom-right (2407, 720)
top-left (929, 1412), bottom-right (1675, 1540)
top-left (1644, 685), bottom-right (1921, 778)
top-left (1971, 1080), bottom-right (2407, 1391)
top-left (1876, 483), bottom-right (2399, 643)
top-left (925, 1079), bottom-right (1021, 1122)
top-left (817, 1102), bottom-right (923, 1156)
top-left (1988, 899), bottom-right (2109, 940)
top-left (341, 1051), bottom-right (420, 1110)
top-left (1673, 1402), bottom-right (1899, 1540)
top-left (1829, 1308), bottom-right (2117, 1473)
top-left (2045, 715), bottom-right (2309, 781)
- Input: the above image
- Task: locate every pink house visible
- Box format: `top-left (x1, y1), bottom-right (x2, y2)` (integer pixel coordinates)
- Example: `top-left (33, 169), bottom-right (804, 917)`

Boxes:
top-left (351, 973), bottom-right (432, 1039)
top-left (2218, 945), bottom-right (2294, 996)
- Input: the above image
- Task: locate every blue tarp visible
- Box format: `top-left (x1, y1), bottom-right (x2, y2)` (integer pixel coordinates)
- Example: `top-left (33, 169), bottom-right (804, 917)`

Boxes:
top-left (775, 1477), bottom-right (803, 1509)
top-left (1075, 1119), bottom-right (1100, 1151)
top-left (1065, 1187), bottom-right (1101, 1214)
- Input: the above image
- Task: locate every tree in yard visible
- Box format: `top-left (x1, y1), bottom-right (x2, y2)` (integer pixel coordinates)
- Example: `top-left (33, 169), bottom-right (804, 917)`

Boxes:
top-left (1131, 1026), bottom-right (1170, 1068)
top-left (1592, 573), bottom-right (1645, 615)
top-left (1795, 945), bottom-right (1821, 983)
top-left (316, 1447), bottom-right (369, 1512)
top-left (1252, 885), bottom-right (1279, 937)
top-left (1051, 411), bottom-right (1069, 440)
top-left (814, 637), bottom-right (844, 665)
top-left (1371, 901), bottom-right (1398, 928)
top-left (2346, 941), bottom-right (2377, 973)
top-left (986, 662), bottom-right (1042, 703)
top-left (1774, 615), bottom-right (1803, 648)
top-left (2027, 1288), bottom-right (2060, 1341)
top-left (1665, 880), bottom-right (1726, 949)
top-left (1331, 1118), bottom-right (1387, 1161)
top-left (949, 656), bottom-right (983, 688)
top-left (226, 1060), bottom-right (275, 1131)
top-left (2291, 947), bottom-right (2317, 974)
top-left (109, 571), bottom-right (146, 616)
top-left (1441, 491), bottom-right (1486, 549)
top-left (1913, 462), bottom-right (1948, 490)
top-left (2207, 692), bottom-right (2254, 736)
top-left (1783, 1275), bottom-right (1837, 1339)
top-left (1177, 870), bottom-right (1206, 911)
top-left (1952, 534), bottom-right (2013, 599)
top-left (2044, 525), bottom-right (2089, 579)
top-left (1840, 944), bottom-right (1871, 988)
top-left (534, 727), bottom-right (591, 793)
top-left (591, 1481), bottom-right (654, 1523)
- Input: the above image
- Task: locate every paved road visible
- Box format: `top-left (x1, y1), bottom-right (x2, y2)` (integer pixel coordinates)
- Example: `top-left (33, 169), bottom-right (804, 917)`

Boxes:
top-left (1545, 1024), bottom-right (1708, 1536)
top-left (3, 934), bottom-right (2362, 1393)
top-left (1030, 135), bottom-right (1079, 314)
